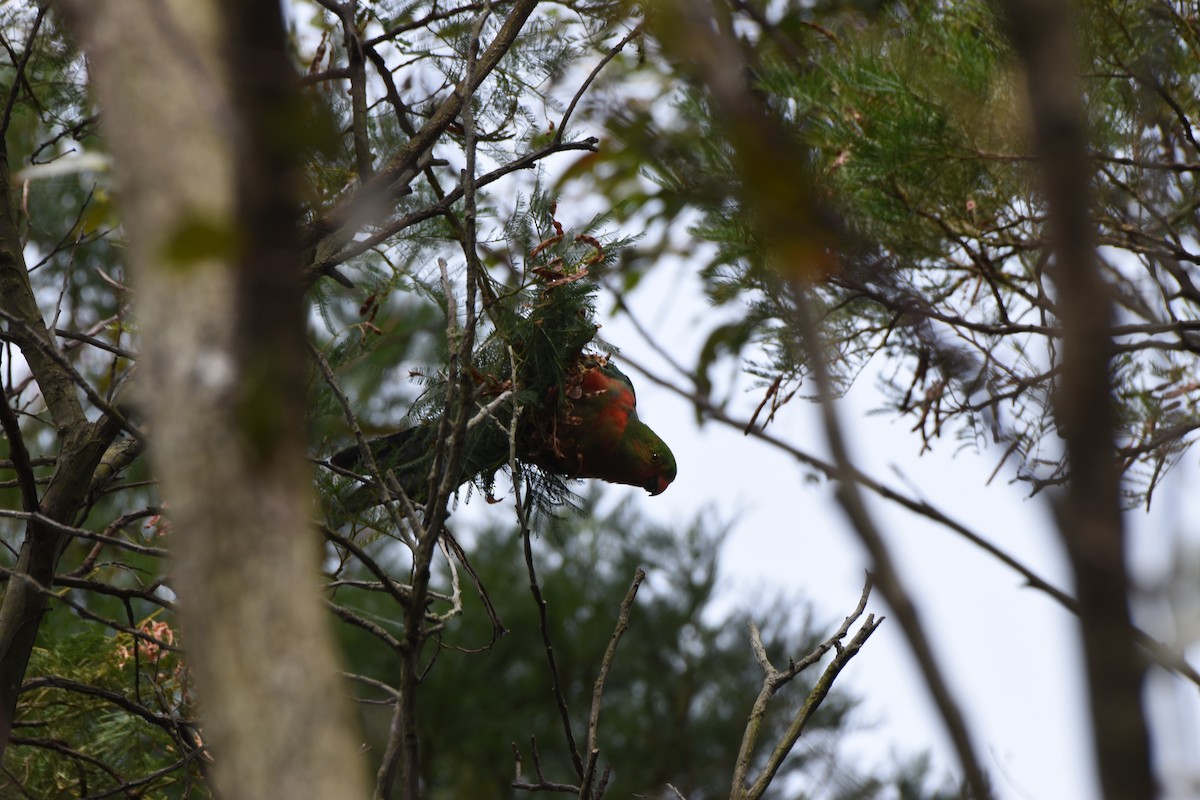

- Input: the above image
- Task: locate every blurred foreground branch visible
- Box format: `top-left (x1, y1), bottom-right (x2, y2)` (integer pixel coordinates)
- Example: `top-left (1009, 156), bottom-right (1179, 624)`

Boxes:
top-left (1001, 2), bottom-right (1154, 798)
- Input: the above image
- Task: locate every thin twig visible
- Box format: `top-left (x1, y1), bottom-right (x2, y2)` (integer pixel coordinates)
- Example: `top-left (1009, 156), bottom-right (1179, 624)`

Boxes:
top-left (54, 328), bottom-right (137, 360)
top-left (21, 676), bottom-right (195, 738)
top-left (582, 569), bottom-right (644, 798)
top-left (578, 750), bottom-right (599, 800)
top-left (321, 525), bottom-right (414, 609)
top-left (0, 378), bottom-right (39, 512)
top-left (0, 509), bottom-right (168, 558)
top-left (729, 576), bottom-right (874, 796)
top-left (743, 609), bottom-right (881, 800)
top-left (512, 735), bottom-right (580, 793)
top-left (324, 599), bottom-right (406, 653)
top-left (309, 340), bottom-right (420, 543)
top-left (341, 671), bottom-right (403, 700)
top-left (26, 572), bottom-right (175, 611)
top-left (555, 24), bottom-right (643, 145)
top-left (434, 534), bottom-right (464, 622)
top-left (0, 5), bottom-right (47, 139)
top-left (520, 510), bottom-right (585, 778)
top-left (438, 525), bottom-right (506, 641)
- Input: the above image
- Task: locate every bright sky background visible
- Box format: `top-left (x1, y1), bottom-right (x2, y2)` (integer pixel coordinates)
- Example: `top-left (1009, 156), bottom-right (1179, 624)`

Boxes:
top-left (571, 253), bottom-right (1200, 800)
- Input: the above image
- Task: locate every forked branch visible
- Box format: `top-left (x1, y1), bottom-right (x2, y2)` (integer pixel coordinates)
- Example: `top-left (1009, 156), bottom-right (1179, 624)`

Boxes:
top-left (729, 577), bottom-right (880, 800)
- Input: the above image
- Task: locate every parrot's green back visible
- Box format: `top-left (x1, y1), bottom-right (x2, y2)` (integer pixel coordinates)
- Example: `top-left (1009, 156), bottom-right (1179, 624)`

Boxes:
top-left (332, 355), bottom-right (676, 514)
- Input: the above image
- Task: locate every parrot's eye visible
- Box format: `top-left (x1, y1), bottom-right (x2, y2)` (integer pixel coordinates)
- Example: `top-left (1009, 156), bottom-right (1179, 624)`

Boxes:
top-left (650, 451), bottom-right (660, 463)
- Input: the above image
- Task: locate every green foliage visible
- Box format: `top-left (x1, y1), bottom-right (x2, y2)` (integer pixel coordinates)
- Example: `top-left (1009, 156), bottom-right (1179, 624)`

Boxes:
top-left (10, 622), bottom-right (205, 799)
top-left (334, 491), bottom-right (949, 800)
top-left (320, 189), bottom-right (646, 514)
top-left (795, 6), bottom-right (1017, 251)
top-left (592, 0), bottom-right (1200, 505)
top-left (1, 1), bottom-right (1011, 796)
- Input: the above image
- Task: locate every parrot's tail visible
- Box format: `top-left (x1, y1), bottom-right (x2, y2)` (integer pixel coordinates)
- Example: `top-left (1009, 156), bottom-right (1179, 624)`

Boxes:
top-left (328, 418), bottom-right (513, 518)
top-left (329, 427), bottom-right (435, 515)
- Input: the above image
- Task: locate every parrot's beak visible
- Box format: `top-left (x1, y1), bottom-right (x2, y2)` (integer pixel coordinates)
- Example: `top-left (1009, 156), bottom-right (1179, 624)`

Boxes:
top-left (646, 475), bottom-right (671, 496)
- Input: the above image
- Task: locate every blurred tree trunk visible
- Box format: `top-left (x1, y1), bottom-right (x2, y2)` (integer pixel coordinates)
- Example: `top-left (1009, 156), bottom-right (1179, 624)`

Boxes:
top-left (1001, 2), bottom-right (1154, 799)
top-left (57, 2), bottom-right (368, 797)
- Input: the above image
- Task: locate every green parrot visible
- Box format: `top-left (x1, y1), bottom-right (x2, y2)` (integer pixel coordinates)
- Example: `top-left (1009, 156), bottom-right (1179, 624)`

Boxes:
top-left (331, 353), bottom-right (676, 512)
top-left (526, 355), bottom-right (677, 495)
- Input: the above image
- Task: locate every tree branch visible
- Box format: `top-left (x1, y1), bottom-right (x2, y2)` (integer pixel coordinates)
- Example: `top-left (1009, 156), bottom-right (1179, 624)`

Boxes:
top-left (1001, 3), bottom-right (1155, 799)
top-left (303, 0), bottom-right (541, 272)
top-left (582, 569), bottom-right (644, 799)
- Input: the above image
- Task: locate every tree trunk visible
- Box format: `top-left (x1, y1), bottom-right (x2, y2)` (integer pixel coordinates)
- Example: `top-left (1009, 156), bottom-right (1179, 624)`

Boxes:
top-left (0, 122), bottom-right (126, 763)
top-left (56, 2), bottom-right (369, 797)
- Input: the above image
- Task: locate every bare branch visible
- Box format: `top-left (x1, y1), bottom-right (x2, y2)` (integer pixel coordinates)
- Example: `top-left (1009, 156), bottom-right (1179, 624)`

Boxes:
top-left (555, 24), bottom-right (643, 145)
top-left (582, 569), bottom-right (644, 798)
top-left (743, 610), bottom-right (881, 800)
top-left (513, 735), bottom-right (581, 794)
top-left (730, 576), bottom-right (876, 798)
top-left (0, 379), bottom-right (38, 512)
top-left (20, 675), bottom-right (197, 740)
top-left (324, 599), bottom-right (406, 653)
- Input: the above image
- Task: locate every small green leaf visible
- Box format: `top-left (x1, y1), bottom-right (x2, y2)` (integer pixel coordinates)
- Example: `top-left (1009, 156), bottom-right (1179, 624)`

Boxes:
top-left (161, 213), bottom-right (242, 268)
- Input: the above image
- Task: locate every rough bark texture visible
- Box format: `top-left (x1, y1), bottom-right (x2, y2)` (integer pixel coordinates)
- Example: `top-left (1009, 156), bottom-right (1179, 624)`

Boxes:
top-left (57, 2), bottom-right (369, 797)
top-left (1001, 2), bottom-right (1155, 799)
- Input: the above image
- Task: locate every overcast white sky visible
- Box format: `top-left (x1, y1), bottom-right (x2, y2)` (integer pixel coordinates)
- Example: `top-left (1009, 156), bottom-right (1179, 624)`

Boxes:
top-left (571, 253), bottom-right (1200, 800)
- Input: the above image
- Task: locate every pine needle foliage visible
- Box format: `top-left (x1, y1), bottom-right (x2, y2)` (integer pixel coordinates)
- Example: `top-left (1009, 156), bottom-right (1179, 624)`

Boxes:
top-left (2, 1), bottom-right (959, 796)
top-left (600, 0), bottom-right (1200, 506)
top-left (11, 625), bottom-right (205, 799)
top-left (326, 194), bottom-right (640, 516)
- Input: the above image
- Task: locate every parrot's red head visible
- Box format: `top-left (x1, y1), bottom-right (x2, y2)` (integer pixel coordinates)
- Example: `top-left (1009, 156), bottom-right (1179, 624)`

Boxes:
top-left (533, 356), bottom-right (677, 495)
